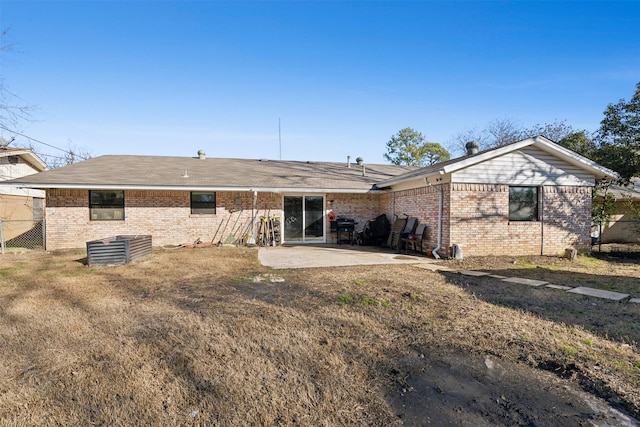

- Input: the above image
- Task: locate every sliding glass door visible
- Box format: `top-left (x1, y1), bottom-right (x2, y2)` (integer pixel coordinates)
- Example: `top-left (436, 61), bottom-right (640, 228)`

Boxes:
top-left (283, 195), bottom-right (325, 243)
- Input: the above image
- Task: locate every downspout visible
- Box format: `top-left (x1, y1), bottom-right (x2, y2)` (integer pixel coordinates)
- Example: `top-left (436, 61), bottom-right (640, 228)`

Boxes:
top-left (247, 190), bottom-right (258, 246)
top-left (393, 191), bottom-right (396, 218)
top-left (540, 186), bottom-right (544, 255)
top-left (0, 220), bottom-right (5, 255)
top-left (432, 185), bottom-right (443, 259)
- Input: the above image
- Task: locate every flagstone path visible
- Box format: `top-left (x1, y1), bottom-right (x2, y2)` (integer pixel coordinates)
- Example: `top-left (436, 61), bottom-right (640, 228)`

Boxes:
top-left (452, 269), bottom-right (635, 303)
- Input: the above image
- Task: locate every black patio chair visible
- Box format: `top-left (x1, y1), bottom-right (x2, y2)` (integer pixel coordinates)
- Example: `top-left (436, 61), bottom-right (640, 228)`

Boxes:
top-left (407, 223), bottom-right (427, 254)
top-left (398, 217), bottom-right (419, 253)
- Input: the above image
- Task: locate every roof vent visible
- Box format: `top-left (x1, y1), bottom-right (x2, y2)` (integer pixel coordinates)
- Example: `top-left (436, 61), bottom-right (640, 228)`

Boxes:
top-left (355, 157), bottom-right (363, 166)
top-left (0, 137), bottom-right (14, 148)
top-left (197, 150), bottom-right (206, 160)
top-left (465, 141), bottom-right (479, 156)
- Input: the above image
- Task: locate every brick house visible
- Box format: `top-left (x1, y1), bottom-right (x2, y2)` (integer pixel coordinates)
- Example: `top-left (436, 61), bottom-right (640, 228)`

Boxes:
top-left (594, 179), bottom-right (640, 244)
top-left (0, 146), bottom-right (47, 241)
top-left (1, 136), bottom-right (617, 256)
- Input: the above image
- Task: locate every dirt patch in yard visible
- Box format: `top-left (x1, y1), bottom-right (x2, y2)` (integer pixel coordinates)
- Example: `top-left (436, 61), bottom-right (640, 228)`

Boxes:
top-left (386, 348), bottom-right (637, 426)
top-left (0, 248), bottom-right (639, 425)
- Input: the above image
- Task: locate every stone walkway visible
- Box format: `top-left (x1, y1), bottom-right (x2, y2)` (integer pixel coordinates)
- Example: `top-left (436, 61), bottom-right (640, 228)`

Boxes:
top-left (448, 268), bottom-right (637, 304)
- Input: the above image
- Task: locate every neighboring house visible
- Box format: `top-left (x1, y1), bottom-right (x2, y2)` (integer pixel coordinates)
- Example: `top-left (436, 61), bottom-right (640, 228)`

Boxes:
top-left (0, 146), bottom-right (47, 241)
top-left (595, 179), bottom-right (640, 244)
top-left (1, 136), bottom-right (618, 256)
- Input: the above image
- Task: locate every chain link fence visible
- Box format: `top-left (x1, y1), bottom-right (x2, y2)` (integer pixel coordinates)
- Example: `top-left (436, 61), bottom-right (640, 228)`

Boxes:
top-left (0, 220), bottom-right (45, 254)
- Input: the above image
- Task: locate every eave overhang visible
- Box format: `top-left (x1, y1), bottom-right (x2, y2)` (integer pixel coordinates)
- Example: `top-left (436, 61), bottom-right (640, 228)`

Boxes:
top-left (375, 136), bottom-right (619, 188)
top-left (0, 149), bottom-right (48, 172)
top-left (0, 182), bottom-right (387, 194)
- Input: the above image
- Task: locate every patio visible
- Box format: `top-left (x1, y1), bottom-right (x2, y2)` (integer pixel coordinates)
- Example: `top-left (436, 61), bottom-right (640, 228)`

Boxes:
top-left (258, 244), bottom-right (444, 270)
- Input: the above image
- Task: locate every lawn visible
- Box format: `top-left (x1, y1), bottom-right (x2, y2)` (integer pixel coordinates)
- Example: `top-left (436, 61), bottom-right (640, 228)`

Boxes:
top-left (0, 247), bottom-right (639, 425)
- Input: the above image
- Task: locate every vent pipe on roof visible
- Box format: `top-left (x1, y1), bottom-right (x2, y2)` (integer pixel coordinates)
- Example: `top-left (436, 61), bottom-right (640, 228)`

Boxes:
top-left (347, 155), bottom-right (351, 168)
top-left (465, 141), bottom-right (479, 156)
top-left (354, 157), bottom-right (365, 176)
top-left (197, 150), bottom-right (206, 160)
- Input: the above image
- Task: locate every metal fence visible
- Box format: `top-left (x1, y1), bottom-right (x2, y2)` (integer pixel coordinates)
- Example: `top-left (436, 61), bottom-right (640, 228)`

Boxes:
top-left (0, 219), bottom-right (45, 254)
top-left (591, 220), bottom-right (640, 259)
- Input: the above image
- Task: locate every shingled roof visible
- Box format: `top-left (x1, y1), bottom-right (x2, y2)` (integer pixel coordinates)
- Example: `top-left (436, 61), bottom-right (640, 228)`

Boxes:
top-left (3, 154), bottom-right (417, 193)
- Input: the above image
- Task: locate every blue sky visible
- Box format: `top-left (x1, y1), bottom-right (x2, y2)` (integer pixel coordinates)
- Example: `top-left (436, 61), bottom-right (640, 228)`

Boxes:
top-left (1, 1), bottom-right (639, 164)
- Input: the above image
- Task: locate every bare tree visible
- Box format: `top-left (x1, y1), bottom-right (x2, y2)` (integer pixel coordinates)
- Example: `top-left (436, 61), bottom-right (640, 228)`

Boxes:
top-left (46, 143), bottom-right (93, 168)
top-left (1, 28), bottom-right (92, 168)
top-left (21, 138), bottom-right (93, 169)
top-left (522, 120), bottom-right (576, 143)
top-left (447, 126), bottom-right (489, 156)
top-left (448, 119), bottom-right (579, 156)
top-left (485, 118), bottom-right (526, 148)
top-left (0, 28), bottom-right (33, 131)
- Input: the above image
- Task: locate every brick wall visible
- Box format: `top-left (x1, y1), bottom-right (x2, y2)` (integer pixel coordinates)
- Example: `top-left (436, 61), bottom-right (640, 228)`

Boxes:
top-left (46, 189), bottom-right (283, 250)
top-left (45, 184), bottom-right (593, 254)
top-left (326, 193), bottom-right (381, 226)
top-left (45, 189), bottom-right (387, 249)
top-left (326, 193), bottom-right (383, 243)
top-left (449, 184), bottom-right (511, 256)
top-left (379, 183), bottom-right (592, 257)
top-left (379, 185), bottom-right (450, 252)
top-left (541, 186), bottom-right (592, 254)
top-left (447, 184), bottom-right (592, 256)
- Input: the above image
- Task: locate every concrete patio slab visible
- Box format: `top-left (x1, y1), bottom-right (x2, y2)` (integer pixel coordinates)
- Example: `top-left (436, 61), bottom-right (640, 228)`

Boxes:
top-left (567, 287), bottom-right (629, 301)
top-left (502, 277), bottom-right (548, 287)
top-left (488, 274), bottom-right (508, 279)
top-left (259, 245), bottom-right (442, 269)
top-left (456, 270), bottom-right (491, 277)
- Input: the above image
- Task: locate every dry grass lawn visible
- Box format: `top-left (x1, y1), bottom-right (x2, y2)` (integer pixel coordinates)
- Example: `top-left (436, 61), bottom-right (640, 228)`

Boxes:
top-left (0, 247), bottom-right (639, 425)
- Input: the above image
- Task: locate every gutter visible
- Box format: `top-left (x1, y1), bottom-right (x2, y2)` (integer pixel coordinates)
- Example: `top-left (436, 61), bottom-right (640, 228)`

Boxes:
top-left (540, 186), bottom-right (545, 255)
top-left (432, 184), bottom-right (444, 259)
top-left (0, 183), bottom-right (390, 194)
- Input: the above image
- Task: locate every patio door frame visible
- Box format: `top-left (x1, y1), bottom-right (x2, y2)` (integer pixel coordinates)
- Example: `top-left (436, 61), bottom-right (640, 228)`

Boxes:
top-left (282, 194), bottom-right (326, 244)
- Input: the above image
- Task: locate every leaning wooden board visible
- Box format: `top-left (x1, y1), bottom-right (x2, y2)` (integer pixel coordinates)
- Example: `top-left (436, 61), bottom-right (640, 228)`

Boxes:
top-left (387, 217), bottom-right (407, 250)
